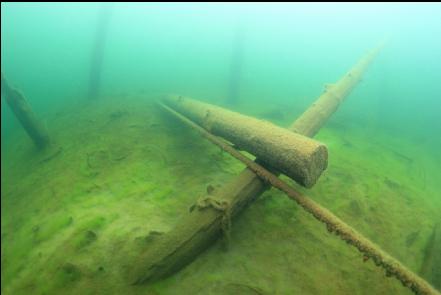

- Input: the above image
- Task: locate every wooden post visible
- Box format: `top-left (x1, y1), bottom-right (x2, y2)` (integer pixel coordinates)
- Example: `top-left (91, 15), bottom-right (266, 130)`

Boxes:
top-left (162, 95), bottom-right (328, 188)
top-left (226, 26), bottom-right (244, 105)
top-left (1, 73), bottom-right (51, 149)
top-left (130, 45), bottom-right (382, 285)
top-left (88, 4), bottom-right (112, 100)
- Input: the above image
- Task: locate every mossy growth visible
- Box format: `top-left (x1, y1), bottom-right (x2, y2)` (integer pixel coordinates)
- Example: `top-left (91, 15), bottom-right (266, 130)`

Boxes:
top-left (72, 230), bottom-right (98, 250)
top-left (32, 215), bottom-right (74, 244)
top-left (1, 95), bottom-right (440, 295)
top-left (55, 262), bottom-right (82, 286)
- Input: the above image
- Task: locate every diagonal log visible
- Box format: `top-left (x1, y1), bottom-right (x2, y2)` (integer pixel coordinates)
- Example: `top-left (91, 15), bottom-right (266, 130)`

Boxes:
top-left (1, 73), bottom-right (51, 149)
top-left (131, 45), bottom-right (383, 285)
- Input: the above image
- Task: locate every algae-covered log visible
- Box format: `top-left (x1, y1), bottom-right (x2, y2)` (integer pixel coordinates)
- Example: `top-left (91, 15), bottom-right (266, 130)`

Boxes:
top-left (160, 100), bottom-right (440, 295)
top-left (88, 4), bottom-right (112, 100)
top-left (1, 73), bottom-right (51, 149)
top-left (131, 45), bottom-right (382, 285)
top-left (162, 95), bottom-right (328, 188)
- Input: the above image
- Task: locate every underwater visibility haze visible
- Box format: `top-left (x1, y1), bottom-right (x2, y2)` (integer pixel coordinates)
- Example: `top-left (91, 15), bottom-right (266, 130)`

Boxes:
top-left (1, 2), bottom-right (441, 295)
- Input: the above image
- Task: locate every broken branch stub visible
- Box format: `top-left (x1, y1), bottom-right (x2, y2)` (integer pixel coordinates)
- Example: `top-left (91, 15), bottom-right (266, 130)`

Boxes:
top-left (162, 95), bottom-right (328, 188)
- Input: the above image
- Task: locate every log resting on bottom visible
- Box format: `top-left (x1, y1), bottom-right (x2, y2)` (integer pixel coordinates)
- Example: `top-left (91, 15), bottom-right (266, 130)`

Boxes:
top-left (131, 44), bottom-right (383, 285)
top-left (162, 95), bottom-right (328, 188)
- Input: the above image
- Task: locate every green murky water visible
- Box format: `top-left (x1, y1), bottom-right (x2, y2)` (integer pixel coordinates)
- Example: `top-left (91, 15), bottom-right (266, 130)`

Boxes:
top-left (1, 3), bottom-right (440, 295)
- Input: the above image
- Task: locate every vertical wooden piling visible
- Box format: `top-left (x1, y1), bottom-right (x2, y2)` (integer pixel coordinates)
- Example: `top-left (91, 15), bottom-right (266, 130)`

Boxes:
top-left (1, 73), bottom-right (51, 149)
top-left (226, 26), bottom-right (244, 105)
top-left (88, 4), bottom-right (112, 100)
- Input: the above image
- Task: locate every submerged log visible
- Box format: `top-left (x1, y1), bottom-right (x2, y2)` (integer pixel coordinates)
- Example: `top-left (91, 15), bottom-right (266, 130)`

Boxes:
top-left (162, 95), bottom-right (328, 188)
top-left (420, 222), bottom-right (441, 290)
top-left (131, 45), bottom-right (382, 285)
top-left (1, 73), bottom-right (51, 149)
top-left (160, 100), bottom-right (440, 295)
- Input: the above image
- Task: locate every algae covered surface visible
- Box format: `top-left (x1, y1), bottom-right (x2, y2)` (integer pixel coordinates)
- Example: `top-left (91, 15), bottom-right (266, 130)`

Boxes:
top-left (2, 3), bottom-right (441, 295)
top-left (1, 94), bottom-right (440, 294)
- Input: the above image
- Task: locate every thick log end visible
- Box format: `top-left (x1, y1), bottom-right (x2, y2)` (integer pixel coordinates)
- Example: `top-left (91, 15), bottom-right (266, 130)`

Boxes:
top-left (302, 143), bottom-right (328, 188)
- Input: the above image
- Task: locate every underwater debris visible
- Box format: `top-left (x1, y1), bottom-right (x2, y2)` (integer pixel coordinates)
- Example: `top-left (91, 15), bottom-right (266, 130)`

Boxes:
top-left (88, 4), bottom-right (112, 100)
top-left (131, 45), bottom-right (384, 286)
top-left (141, 45), bottom-right (439, 295)
top-left (1, 73), bottom-right (51, 149)
top-left (192, 194), bottom-right (232, 250)
top-left (162, 95), bottom-right (328, 188)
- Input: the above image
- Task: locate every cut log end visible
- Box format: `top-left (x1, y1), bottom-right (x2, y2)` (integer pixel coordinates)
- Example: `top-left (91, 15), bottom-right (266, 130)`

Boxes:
top-left (303, 143), bottom-right (328, 188)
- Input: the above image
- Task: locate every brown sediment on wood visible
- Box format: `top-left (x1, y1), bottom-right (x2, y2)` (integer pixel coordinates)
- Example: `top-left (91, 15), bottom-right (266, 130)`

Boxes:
top-left (162, 95), bottom-right (328, 188)
top-left (1, 73), bottom-right (51, 149)
top-left (131, 150), bottom-right (268, 283)
top-left (158, 102), bottom-right (440, 295)
top-left (131, 44), bottom-right (383, 286)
